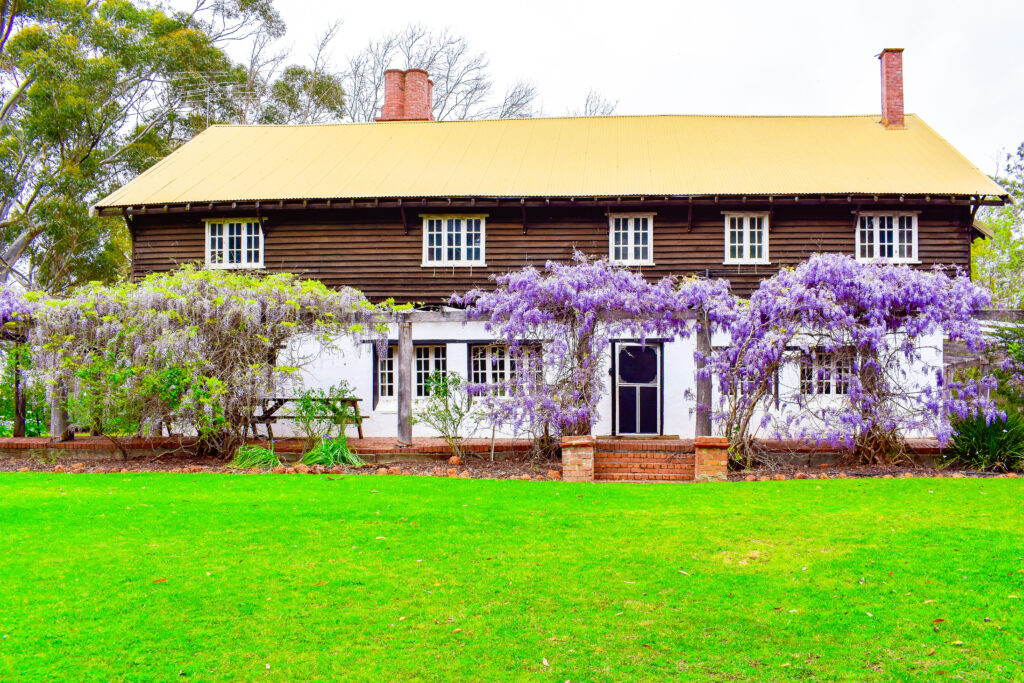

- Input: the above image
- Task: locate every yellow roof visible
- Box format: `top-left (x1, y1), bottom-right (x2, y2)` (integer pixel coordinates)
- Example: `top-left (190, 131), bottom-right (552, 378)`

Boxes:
top-left (95, 114), bottom-right (1007, 208)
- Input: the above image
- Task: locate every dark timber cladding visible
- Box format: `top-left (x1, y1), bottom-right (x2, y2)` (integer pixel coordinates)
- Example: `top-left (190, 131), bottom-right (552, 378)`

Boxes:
top-left (128, 199), bottom-right (976, 303)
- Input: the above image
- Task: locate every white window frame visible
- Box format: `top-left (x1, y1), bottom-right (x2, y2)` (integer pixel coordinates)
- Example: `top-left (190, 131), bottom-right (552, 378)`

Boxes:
top-left (421, 215), bottom-right (486, 267)
top-left (415, 345), bottom-right (448, 397)
top-left (608, 214), bottom-right (655, 266)
top-left (723, 212), bottom-right (770, 265)
top-left (470, 344), bottom-right (509, 386)
top-left (855, 212), bottom-right (920, 264)
top-left (204, 219), bottom-right (264, 269)
top-left (378, 345), bottom-right (395, 399)
top-left (799, 349), bottom-right (852, 396)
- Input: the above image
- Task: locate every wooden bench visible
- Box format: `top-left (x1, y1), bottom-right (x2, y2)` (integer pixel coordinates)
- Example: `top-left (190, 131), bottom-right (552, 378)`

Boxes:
top-left (250, 397), bottom-right (365, 440)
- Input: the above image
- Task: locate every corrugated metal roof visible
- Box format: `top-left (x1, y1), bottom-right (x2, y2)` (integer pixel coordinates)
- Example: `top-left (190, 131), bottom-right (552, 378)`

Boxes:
top-left (94, 114), bottom-right (1007, 208)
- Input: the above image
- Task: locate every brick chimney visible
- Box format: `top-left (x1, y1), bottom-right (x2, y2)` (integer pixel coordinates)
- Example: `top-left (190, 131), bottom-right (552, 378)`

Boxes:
top-left (878, 48), bottom-right (904, 129)
top-left (376, 68), bottom-right (435, 122)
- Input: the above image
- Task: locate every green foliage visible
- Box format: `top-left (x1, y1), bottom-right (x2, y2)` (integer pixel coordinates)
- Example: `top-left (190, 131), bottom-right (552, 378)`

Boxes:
top-left (0, 0), bottom-right (240, 291)
top-left (943, 412), bottom-right (1024, 472)
top-left (301, 435), bottom-right (364, 468)
top-left (972, 142), bottom-right (1024, 308)
top-left (230, 444), bottom-right (280, 469)
top-left (0, 344), bottom-right (47, 436)
top-left (33, 265), bottom-right (386, 456)
top-left (292, 382), bottom-right (357, 447)
top-left (990, 323), bottom-right (1024, 411)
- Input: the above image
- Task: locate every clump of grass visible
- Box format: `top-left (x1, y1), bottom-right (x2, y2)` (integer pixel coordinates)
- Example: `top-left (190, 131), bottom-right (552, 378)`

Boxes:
top-left (301, 435), bottom-right (364, 468)
top-left (943, 412), bottom-right (1024, 472)
top-left (230, 444), bottom-right (281, 469)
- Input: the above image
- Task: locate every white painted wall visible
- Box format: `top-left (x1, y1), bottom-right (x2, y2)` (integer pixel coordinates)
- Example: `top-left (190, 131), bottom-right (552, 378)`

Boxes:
top-left (276, 324), bottom-right (944, 441)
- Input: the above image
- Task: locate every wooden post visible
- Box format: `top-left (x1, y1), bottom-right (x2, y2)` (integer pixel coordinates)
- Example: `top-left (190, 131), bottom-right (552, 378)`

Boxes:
top-left (397, 314), bottom-right (413, 445)
top-left (694, 312), bottom-right (712, 438)
top-left (12, 346), bottom-right (25, 438)
top-left (49, 380), bottom-right (72, 442)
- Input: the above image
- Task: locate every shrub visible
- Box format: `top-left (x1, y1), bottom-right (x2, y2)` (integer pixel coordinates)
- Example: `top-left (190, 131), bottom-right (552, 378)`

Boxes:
top-left (292, 382), bottom-right (358, 448)
top-left (230, 444), bottom-right (281, 469)
top-left (32, 266), bottom-right (388, 457)
top-left (301, 435), bottom-right (364, 467)
top-left (943, 412), bottom-right (1024, 472)
top-left (413, 371), bottom-right (477, 460)
top-left (0, 344), bottom-right (48, 437)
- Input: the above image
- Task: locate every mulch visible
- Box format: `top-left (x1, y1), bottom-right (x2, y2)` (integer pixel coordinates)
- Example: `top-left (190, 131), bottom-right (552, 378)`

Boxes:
top-left (0, 453), bottom-right (562, 480)
top-left (727, 463), bottom-right (1019, 480)
top-left (0, 453), bottom-right (1018, 480)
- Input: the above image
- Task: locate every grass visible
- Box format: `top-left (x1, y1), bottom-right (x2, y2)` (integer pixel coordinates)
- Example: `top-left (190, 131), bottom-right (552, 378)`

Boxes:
top-left (228, 445), bottom-right (280, 470)
top-left (0, 475), bottom-right (1021, 681)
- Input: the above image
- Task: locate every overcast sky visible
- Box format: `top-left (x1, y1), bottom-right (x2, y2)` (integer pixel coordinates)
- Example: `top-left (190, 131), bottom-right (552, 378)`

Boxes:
top-left (201, 0), bottom-right (1023, 175)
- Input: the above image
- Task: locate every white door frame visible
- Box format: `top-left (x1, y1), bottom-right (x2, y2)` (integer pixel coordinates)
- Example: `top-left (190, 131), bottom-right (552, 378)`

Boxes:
top-left (613, 341), bottom-right (662, 436)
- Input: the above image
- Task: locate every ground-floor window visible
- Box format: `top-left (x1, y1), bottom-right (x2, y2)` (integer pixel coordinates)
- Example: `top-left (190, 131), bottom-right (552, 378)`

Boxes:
top-left (378, 345), bottom-right (395, 398)
top-left (374, 344), bottom-right (448, 402)
top-left (799, 349), bottom-right (852, 395)
top-left (415, 345), bottom-right (447, 397)
top-left (469, 343), bottom-right (514, 392)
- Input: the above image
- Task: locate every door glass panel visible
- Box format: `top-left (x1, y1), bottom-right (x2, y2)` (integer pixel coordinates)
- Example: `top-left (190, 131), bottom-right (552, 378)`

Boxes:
top-left (618, 346), bottom-right (658, 384)
top-left (618, 386), bottom-right (637, 435)
top-left (639, 386), bottom-right (659, 434)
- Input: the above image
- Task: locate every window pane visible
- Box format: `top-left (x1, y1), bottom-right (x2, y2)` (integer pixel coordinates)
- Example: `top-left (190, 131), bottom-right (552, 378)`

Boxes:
top-left (878, 215), bottom-right (894, 259)
top-left (729, 217), bottom-right (744, 260)
top-left (446, 219), bottom-right (462, 261)
top-left (897, 215), bottom-right (913, 260)
top-left (800, 355), bottom-right (814, 395)
top-left (834, 355), bottom-right (851, 395)
top-left (613, 217), bottom-right (629, 261)
top-left (816, 352), bottom-right (832, 395)
top-left (245, 222), bottom-right (261, 264)
top-left (749, 216), bottom-right (763, 260)
top-left (633, 217), bottom-right (648, 261)
top-left (379, 346), bottom-right (395, 398)
top-left (227, 223), bottom-right (242, 264)
top-left (209, 223), bottom-right (223, 264)
top-left (426, 219), bottom-right (443, 262)
top-left (465, 218), bottom-right (481, 262)
top-left (415, 346), bottom-right (446, 397)
top-left (859, 216), bottom-right (874, 259)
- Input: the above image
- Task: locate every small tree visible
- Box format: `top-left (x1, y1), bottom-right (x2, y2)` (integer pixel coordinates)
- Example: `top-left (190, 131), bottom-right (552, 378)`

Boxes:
top-left (32, 266), bottom-right (386, 457)
top-left (292, 382), bottom-right (358, 450)
top-left (453, 252), bottom-right (689, 439)
top-left (413, 371), bottom-right (477, 460)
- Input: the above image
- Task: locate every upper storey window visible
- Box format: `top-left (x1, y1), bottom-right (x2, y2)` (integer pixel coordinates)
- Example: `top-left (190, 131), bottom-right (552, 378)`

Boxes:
top-left (422, 216), bottom-right (486, 267)
top-left (723, 213), bottom-right (769, 265)
top-left (856, 213), bottom-right (918, 263)
top-left (205, 220), bottom-right (264, 269)
top-left (608, 214), bottom-right (654, 266)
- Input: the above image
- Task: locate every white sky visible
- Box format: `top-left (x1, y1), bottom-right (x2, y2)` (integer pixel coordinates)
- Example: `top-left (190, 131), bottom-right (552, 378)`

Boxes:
top-left (203, 0), bottom-right (1023, 175)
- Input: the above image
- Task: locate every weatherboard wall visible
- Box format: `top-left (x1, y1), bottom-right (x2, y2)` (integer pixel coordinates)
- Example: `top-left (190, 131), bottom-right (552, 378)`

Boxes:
top-left (128, 202), bottom-right (975, 302)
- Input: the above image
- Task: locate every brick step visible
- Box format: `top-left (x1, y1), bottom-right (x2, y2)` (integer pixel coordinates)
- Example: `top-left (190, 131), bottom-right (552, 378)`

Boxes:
top-left (595, 464), bottom-right (693, 471)
top-left (596, 473), bottom-right (694, 481)
top-left (598, 466), bottom-right (692, 473)
top-left (595, 454), bottom-right (694, 460)
top-left (593, 462), bottom-right (696, 466)
top-left (595, 447), bottom-right (694, 454)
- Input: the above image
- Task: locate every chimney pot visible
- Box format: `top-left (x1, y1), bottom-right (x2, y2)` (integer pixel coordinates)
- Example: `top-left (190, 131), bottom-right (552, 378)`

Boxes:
top-left (376, 68), bottom-right (435, 122)
top-left (878, 48), bottom-right (905, 129)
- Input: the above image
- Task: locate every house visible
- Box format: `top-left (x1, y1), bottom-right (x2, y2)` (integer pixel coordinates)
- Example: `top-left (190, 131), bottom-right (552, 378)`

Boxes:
top-left (93, 50), bottom-right (1007, 440)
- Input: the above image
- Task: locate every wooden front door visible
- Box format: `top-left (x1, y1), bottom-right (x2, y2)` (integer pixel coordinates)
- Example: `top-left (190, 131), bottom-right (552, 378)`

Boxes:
top-left (615, 343), bottom-right (661, 436)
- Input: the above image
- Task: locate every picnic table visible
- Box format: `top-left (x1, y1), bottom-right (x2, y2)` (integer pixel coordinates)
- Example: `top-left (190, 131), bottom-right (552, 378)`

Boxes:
top-left (250, 397), bottom-right (365, 440)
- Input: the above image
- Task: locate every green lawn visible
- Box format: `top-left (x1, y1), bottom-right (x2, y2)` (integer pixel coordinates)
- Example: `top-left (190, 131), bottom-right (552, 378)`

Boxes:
top-left (0, 474), bottom-right (1021, 681)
